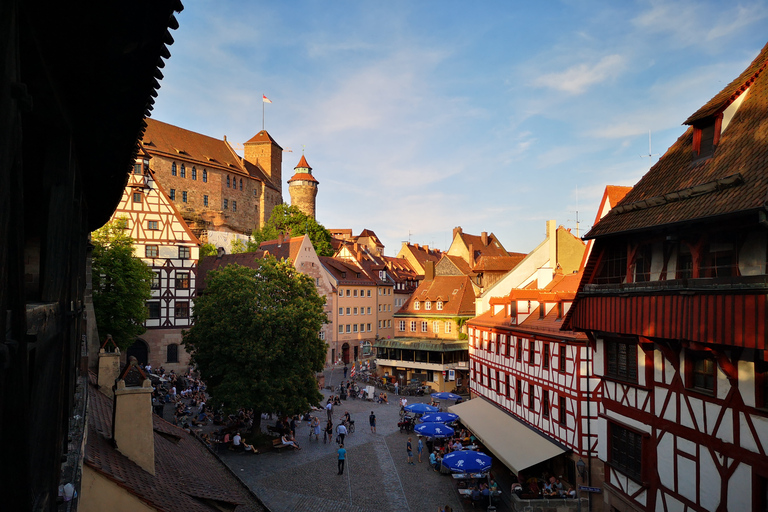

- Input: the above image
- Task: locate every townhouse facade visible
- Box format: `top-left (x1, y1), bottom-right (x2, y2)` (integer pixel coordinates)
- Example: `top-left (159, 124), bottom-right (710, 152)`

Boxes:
top-left (567, 41), bottom-right (768, 512)
top-left (466, 270), bottom-right (603, 509)
top-left (377, 263), bottom-right (476, 392)
top-left (112, 152), bottom-right (200, 372)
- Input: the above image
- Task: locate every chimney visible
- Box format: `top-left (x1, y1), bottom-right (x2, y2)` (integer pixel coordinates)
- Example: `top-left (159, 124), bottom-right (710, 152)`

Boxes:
top-left (112, 357), bottom-right (155, 475)
top-left (423, 245), bottom-right (429, 252)
top-left (547, 220), bottom-right (556, 269)
top-left (481, 232), bottom-right (488, 246)
top-left (425, 261), bottom-right (435, 281)
top-left (98, 335), bottom-right (121, 399)
top-left (453, 226), bottom-right (463, 239)
top-left (414, 243), bottom-right (420, 250)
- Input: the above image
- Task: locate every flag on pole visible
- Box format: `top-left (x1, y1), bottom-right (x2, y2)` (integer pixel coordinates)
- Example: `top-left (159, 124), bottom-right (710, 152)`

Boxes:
top-left (262, 94), bottom-right (272, 104)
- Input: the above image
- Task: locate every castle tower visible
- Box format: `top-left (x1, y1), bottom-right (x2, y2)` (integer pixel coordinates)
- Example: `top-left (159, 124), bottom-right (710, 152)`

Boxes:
top-left (288, 155), bottom-right (319, 219)
top-left (243, 130), bottom-right (283, 194)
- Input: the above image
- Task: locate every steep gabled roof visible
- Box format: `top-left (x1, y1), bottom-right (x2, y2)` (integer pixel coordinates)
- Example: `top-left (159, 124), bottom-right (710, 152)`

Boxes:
top-left (197, 253), bottom-right (265, 293)
top-left (587, 41), bottom-right (768, 239)
top-left (259, 235), bottom-right (306, 262)
top-left (399, 275), bottom-right (477, 316)
top-left (85, 375), bottom-right (264, 512)
top-left (319, 256), bottom-right (376, 285)
top-left (457, 231), bottom-right (508, 258)
top-left (142, 119), bottom-right (248, 176)
top-left (244, 130), bottom-right (283, 150)
top-left (441, 254), bottom-right (473, 275)
top-left (473, 254), bottom-right (526, 272)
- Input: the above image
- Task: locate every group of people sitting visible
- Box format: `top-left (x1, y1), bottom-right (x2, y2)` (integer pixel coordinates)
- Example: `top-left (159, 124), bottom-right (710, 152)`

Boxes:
top-left (512, 475), bottom-right (577, 499)
top-left (458, 479), bottom-right (500, 502)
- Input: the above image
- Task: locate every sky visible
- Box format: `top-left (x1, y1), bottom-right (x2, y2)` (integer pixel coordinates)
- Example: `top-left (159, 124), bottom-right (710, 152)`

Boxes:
top-left (151, 0), bottom-right (768, 256)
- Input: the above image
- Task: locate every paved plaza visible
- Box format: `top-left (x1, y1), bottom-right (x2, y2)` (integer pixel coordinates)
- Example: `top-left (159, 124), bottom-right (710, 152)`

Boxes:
top-left (217, 369), bottom-right (477, 512)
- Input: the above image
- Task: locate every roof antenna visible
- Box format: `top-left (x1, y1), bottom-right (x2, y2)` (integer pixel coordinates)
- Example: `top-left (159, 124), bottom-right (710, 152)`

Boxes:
top-left (568, 185), bottom-right (581, 237)
top-left (640, 130), bottom-right (659, 162)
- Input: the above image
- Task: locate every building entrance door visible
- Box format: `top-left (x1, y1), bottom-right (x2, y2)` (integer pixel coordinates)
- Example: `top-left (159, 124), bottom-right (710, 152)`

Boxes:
top-left (342, 343), bottom-right (350, 364)
top-left (353, 345), bottom-right (359, 361)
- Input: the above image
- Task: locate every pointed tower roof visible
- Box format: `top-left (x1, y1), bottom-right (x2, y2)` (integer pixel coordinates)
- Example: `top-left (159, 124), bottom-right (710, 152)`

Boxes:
top-left (244, 129), bottom-right (283, 150)
top-left (288, 155), bottom-right (319, 183)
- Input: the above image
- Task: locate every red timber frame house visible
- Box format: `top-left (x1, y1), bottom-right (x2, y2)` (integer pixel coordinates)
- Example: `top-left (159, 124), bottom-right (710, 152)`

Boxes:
top-left (466, 270), bottom-right (603, 509)
top-left (110, 149), bottom-right (200, 372)
top-left (566, 42), bottom-right (768, 512)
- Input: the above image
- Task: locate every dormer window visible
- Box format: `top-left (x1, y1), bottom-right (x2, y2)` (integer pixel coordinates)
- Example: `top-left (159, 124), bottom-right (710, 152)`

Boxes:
top-left (436, 301), bottom-right (443, 310)
top-left (414, 301), bottom-right (420, 310)
top-left (692, 116), bottom-right (721, 160)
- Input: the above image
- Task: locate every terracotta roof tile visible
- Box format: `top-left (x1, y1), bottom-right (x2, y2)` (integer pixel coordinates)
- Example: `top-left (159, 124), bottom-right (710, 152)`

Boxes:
top-left (319, 256), bottom-right (376, 285)
top-left (259, 235), bottom-right (306, 262)
top-left (295, 155), bottom-right (312, 170)
top-left (287, 172), bottom-right (319, 184)
top-left (443, 254), bottom-right (473, 275)
top-left (197, 252), bottom-right (265, 292)
top-left (244, 130), bottom-right (283, 150)
top-left (142, 119), bottom-right (247, 176)
top-left (85, 378), bottom-right (264, 512)
top-left (398, 275), bottom-right (477, 316)
top-left (587, 41), bottom-right (768, 239)
top-left (473, 254), bottom-right (525, 272)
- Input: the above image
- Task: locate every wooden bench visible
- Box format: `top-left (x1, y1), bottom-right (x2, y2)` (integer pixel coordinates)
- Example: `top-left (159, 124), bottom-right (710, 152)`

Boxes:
top-left (272, 438), bottom-right (294, 452)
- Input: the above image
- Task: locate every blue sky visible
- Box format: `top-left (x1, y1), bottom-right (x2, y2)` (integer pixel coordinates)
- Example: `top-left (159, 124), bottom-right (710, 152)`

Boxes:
top-left (152, 0), bottom-right (768, 255)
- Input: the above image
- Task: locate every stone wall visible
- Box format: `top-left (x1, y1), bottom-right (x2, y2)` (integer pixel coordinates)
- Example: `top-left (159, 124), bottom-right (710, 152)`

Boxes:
top-left (289, 181), bottom-right (318, 219)
top-left (139, 328), bottom-right (191, 374)
top-left (150, 154), bottom-right (263, 234)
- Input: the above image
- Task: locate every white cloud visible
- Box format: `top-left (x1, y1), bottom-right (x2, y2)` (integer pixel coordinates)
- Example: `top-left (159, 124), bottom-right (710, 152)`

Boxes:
top-left (531, 54), bottom-right (625, 95)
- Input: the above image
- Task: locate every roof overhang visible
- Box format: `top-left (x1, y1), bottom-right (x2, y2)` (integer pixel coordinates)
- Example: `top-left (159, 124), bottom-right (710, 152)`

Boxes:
top-left (448, 398), bottom-right (567, 475)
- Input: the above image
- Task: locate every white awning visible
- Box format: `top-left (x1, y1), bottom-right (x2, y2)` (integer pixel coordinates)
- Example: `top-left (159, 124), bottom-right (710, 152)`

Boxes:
top-left (448, 398), bottom-right (567, 475)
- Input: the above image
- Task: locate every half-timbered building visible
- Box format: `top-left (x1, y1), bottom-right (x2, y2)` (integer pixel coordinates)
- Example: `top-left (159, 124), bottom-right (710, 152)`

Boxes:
top-left (111, 152), bottom-right (200, 372)
top-left (465, 269), bottom-right (603, 508)
top-left (567, 41), bottom-right (768, 512)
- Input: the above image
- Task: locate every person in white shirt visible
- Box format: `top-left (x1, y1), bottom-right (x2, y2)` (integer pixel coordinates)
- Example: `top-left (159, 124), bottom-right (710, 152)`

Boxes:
top-left (336, 422), bottom-right (347, 445)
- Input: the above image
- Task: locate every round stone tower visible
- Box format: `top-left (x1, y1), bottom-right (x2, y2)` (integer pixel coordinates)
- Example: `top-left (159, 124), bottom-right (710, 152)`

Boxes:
top-left (288, 155), bottom-right (319, 219)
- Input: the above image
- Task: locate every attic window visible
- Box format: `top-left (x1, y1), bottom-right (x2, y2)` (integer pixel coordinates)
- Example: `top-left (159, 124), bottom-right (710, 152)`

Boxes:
top-left (436, 301), bottom-right (443, 310)
top-left (414, 301), bottom-right (420, 310)
top-left (174, 148), bottom-right (188, 155)
top-left (691, 116), bottom-right (721, 160)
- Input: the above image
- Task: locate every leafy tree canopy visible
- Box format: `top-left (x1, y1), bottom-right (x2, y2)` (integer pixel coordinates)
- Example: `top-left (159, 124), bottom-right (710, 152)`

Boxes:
top-left (200, 243), bottom-right (218, 258)
top-left (183, 258), bottom-right (327, 422)
top-left (250, 204), bottom-right (334, 256)
top-left (91, 218), bottom-right (154, 350)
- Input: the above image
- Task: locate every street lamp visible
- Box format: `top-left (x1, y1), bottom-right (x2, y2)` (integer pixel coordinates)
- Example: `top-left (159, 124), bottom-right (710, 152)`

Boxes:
top-left (576, 458), bottom-right (587, 481)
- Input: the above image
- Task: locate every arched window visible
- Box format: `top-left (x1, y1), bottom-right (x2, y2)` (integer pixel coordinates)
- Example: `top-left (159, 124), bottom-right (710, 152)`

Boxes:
top-left (227, 175), bottom-right (231, 187)
top-left (167, 343), bottom-right (179, 363)
top-left (191, 166), bottom-right (197, 180)
top-left (171, 162), bottom-right (177, 176)
top-left (180, 163), bottom-right (186, 178)
top-left (240, 178), bottom-right (243, 190)
top-left (202, 169), bottom-right (208, 182)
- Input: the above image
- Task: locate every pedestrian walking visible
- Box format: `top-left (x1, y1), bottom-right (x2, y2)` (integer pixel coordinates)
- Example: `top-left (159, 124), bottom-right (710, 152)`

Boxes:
top-left (369, 411), bottom-right (376, 433)
top-left (326, 399), bottom-right (333, 421)
top-left (417, 437), bottom-right (423, 462)
top-left (324, 419), bottom-right (333, 444)
top-left (395, 380), bottom-right (399, 395)
top-left (337, 422), bottom-right (347, 445)
top-left (407, 437), bottom-right (414, 465)
top-left (337, 443), bottom-right (347, 475)
top-left (343, 365), bottom-right (348, 379)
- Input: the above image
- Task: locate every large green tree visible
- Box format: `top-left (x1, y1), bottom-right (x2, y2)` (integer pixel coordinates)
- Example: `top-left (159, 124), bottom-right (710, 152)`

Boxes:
top-left (91, 218), bottom-right (154, 350)
top-left (250, 203), bottom-right (334, 256)
top-left (183, 257), bottom-right (327, 426)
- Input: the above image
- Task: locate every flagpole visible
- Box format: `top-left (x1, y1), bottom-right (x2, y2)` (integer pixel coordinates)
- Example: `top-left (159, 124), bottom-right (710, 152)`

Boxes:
top-left (262, 99), bottom-right (265, 130)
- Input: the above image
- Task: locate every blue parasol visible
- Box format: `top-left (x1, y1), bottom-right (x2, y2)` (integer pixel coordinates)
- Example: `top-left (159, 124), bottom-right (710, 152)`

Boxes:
top-left (419, 412), bottom-right (459, 423)
top-left (431, 392), bottom-right (462, 401)
top-left (442, 450), bottom-right (492, 473)
top-left (415, 422), bottom-right (455, 438)
top-left (404, 403), bottom-right (439, 414)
